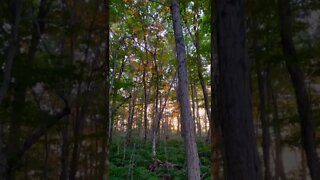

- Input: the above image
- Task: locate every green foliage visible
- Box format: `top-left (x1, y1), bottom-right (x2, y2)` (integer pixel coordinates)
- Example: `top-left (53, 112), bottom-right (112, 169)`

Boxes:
top-left (110, 136), bottom-right (211, 179)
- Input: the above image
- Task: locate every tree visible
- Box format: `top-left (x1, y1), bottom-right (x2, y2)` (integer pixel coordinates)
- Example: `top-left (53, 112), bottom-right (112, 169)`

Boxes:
top-left (215, 0), bottom-right (261, 179)
top-left (170, 0), bottom-right (201, 179)
top-left (278, 0), bottom-right (320, 179)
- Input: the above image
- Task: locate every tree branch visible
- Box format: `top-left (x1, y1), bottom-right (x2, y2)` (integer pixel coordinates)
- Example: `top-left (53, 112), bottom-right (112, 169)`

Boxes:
top-left (11, 97), bottom-right (70, 170)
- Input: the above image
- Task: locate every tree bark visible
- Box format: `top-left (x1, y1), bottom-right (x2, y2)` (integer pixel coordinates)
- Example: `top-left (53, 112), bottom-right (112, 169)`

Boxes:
top-left (210, 1), bottom-right (222, 179)
top-left (185, 18), bottom-right (209, 138)
top-left (170, 1), bottom-right (201, 179)
top-left (268, 78), bottom-right (286, 180)
top-left (143, 35), bottom-right (149, 143)
top-left (256, 63), bottom-right (271, 180)
top-left (215, 0), bottom-right (261, 179)
top-left (191, 83), bottom-right (197, 135)
top-left (0, 0), bottom-right (23, 104)
top-left (60, 116), bottom-right (70, 180)
top-left (1, 1), bottom-right (49, 179)
top-left (152, 49), bottom-right (160, 157)
top-left (126, 93), bottom-right (135, 147)
top-left (69, 104), bottom-right (86, 180)
top-left (101, 0), bottom-right (110, 178)
top-left (6, 86), bottom-right (26, 180)
top-left (192, 84), bottom-right (202, 136)
top-left (278, 0), bottom-right (320, 179)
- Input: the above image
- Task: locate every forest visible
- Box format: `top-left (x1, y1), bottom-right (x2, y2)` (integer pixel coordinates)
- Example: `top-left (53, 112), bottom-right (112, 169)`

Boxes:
top-left (0, 0), bottom-right (320, 179)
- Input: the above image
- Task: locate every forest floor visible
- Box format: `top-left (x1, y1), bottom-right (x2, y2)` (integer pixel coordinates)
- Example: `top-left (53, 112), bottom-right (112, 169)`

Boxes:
top-left (110, 136), bottom-right (211, 179)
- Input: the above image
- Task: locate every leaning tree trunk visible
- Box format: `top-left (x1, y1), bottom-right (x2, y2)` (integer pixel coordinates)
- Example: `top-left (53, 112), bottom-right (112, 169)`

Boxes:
top-left (278, 0), bottom-right (320, 179)
top-left (170, 0), bottom-right (201, 179)
top-left (215, 0), bottom-right (261, 179)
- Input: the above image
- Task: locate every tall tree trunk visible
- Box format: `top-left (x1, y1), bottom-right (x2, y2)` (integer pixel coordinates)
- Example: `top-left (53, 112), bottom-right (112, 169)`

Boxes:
top-left (3, 1), bottom-right (49, 178)
top-left (126, 94), bottom-right (135, 147)
top-left (268, 78), bottom-right (286, 180)
top-left (192, 85), bottom-right (202, 136)
top-left (143, 35), bottom-right (149, 143)
top-left (278, 0), bottom-right (320, 179)
top-left (69, 105), bottom-right (85, 180)
top-left (185, 17), bottom-right (209, 138)
top-left (152, 50), bottom-right (160, 157)
top-left (60, 116), bottom-right (70, 180)
top-left (170, 1), bottom-right (201, 179)
top-left (6, 86), bottom-right (26, 179)
top-left (256, 63), bottom-right (271, 180)
top-left (0, 0), bottom-right (23, 104)
top-left (185, 9), bottom-right (211, 124)
top-left (191, 83), bottom-right (197, 135)
top-left (215, 0), bottom-right (261, 179)
top-left (101, 0), bottom-right (110, 178)
top-left (210, 1), bottom-right (222, 179)
top-left (301, 148), bottom-right (307, 180)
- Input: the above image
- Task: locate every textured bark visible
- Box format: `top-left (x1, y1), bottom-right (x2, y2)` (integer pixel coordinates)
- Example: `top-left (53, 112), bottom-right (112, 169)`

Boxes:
top-left (170, 0), bottom-right (201, 179)
top-left (215, 0), bottom-right (261, 179)
top-left (301, 149), bottom-right (307, 180)
top-left (101, 1), bottom-right (110, 178)
top-left (69, 105), bottom-right (85, 180)
top-left (278, 0), bottom-right (320, 179)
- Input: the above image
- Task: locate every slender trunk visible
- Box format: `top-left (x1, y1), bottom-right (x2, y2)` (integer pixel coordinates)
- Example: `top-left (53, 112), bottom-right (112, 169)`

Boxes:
top-left (195, 33), bottom-right (211, 125)
top-left (69, 105), bottom-right (85, 180)
top-left (60, 116), bottom-right (70, 180)
top-left (194, 86), bottom-right (202, 137)
top-left (126, 94), bottom-right (135, 147)
top-left (185, 16), bottom-right (211, 123)
top-left (278, 1), bottom-right (320, 179)
top-left (256, 63), bottom-right (271, 180)
top-left (0, 0), bottom-right (23, 104)
top-left (268, 78), bottom-right (286, 180)
top-left (191, 83), bottom-right (197, 135)
top-left (170, 1), bottom-right (201, 179)
top-left (5, 1), bottom-right (49, 178)
top-left (43, 132), bottom-right (49, 180)
top-left (6, 86), bottom-right (26, 179)
top-left (215, 0), bottom-right (261, 179)
top-left (152, 74), bottom-right (176, 157)
top-left (143, 36), bottom-right (149, 143)
top-left (152, 54), bottom-right (160, 157)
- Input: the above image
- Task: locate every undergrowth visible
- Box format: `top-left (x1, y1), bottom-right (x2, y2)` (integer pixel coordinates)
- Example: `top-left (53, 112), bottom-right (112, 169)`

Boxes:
top-left (109, 135), bottom-right (211, 179)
